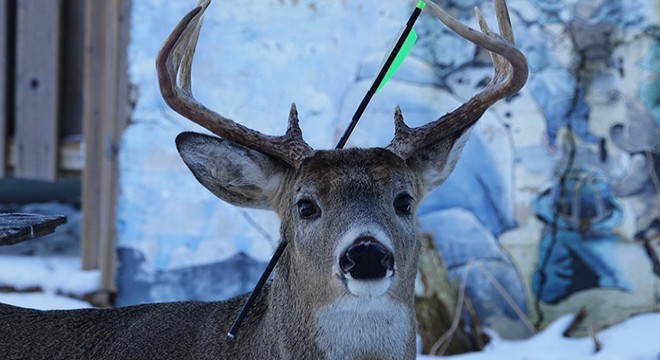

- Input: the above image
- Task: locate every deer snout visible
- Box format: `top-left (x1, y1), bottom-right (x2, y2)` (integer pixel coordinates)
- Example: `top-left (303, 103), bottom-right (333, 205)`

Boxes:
top-left (339, 237), bottom-right (394, 280)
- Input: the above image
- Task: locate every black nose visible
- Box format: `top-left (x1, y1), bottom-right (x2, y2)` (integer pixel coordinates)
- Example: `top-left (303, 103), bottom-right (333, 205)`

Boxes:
top-left (339, 237), bottom-right (394, 280)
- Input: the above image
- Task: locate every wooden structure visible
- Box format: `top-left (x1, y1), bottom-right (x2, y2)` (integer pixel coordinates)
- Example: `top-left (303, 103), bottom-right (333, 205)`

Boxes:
top-left (0, 213), bottom-right (67, 246)
top-left (0, 0), bottom-right (131, 302)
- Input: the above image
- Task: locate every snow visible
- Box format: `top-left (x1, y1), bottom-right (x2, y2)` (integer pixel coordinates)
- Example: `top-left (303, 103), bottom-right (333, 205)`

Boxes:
top-left (0, 292), bottom-right (93, 310)
top-left (0, 255), bottom-right (100, 297)
top-left (418, 313), bottom-right (660, 360)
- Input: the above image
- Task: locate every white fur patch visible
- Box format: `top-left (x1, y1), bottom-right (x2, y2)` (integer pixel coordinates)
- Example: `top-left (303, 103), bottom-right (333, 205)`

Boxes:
top-left (315, 296), bottom-right (410, 360)
top-left (345, 273), bottom-right (393, 298)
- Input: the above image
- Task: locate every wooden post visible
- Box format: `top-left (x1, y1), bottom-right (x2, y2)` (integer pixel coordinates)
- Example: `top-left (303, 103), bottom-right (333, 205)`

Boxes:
top-left (81, 0), bottom-right (104, 272)
top-left (82, 0), bottom-right (130, 298)
top-left (14, 0), bottom-right (61, 180)
top-left (0, 1), bottom-right (7, 177)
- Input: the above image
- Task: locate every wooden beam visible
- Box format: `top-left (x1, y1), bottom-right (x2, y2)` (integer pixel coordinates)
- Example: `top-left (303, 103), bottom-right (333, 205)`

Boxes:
top-left (14, 0), bottom-right (61, 180)
top-left (81, 0), bottom-right (105, 271)
top-left (0, 1), bottom-right (7, 177)
top-left (98, 0), bottom-right (131, 295)
top-left (98, 0), bottom-right (121, 295)
top-left (82, 0), bottom-right (130, 296)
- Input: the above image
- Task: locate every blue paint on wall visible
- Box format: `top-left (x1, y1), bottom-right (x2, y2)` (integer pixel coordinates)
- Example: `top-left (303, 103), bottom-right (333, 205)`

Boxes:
top-left (116, 247), bottom-right (266, 306)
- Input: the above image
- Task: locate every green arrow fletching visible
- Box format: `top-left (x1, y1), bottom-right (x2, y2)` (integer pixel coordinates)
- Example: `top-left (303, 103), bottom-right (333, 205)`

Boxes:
top-left (375, 28), bottom-right (418, 93)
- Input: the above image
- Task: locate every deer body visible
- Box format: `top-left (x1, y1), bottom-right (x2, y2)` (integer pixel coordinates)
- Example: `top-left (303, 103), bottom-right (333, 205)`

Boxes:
top-left (0, 0), bottom-right (527, 359)
top-left (1, 297), bottom-right (257, 359)
top-left (0, 149), bottom-right (421, 360)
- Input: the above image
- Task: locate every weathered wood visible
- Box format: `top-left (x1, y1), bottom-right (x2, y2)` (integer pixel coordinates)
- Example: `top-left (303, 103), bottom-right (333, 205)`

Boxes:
top-left (0, 1), bottom-right (8, 177)
top-left (98, 0), bottom-right (131, 294)
top-left (82, 0), bottom-right (131, 296)
top-left (100, 0), bottom-right (130, 295)
top-left (81, 0), bottom-right (107, 271)
top-left (0, 213), bottom-right (67, 246)
top-left (8, 138), bottom-right (84, 172)
top-left (14, 0), bottom-right (62, 180)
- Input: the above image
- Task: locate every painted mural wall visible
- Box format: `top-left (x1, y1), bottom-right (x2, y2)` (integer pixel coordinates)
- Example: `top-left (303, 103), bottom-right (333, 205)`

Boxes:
top-left (119, 0), bottom-right (659, 338)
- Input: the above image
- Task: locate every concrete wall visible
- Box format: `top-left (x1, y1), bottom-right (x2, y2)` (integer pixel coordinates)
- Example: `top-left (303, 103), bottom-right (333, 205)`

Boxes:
top-left (119, 0), bottom-right (659, 337)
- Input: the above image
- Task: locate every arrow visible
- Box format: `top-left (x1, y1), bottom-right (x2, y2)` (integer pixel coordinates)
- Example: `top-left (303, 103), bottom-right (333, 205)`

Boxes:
top-left (335, 0), bottom-right (425, 149)
top-left (228, 1), bottom-right (425, 339)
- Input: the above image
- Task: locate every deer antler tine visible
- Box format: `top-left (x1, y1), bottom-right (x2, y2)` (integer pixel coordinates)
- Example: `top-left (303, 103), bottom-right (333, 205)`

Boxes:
top-left (157, 1), bottom-right (314, 168)
top-left (177, 1), bottom-right (209, 93)
top-left (286, 103), bottom-right (303, 138)
top-left (494, 0), bottom-right (514, 44)
top-left (391, 105), bottom-right (416, 157)
top-left (475, 7), bottom-right (490, 34)
top-left (474, 7), bottom-right (507, 72)
top-left (157, 6), bottom-right (201, 100)
top-left (393, 105), bottom-right (406, 130)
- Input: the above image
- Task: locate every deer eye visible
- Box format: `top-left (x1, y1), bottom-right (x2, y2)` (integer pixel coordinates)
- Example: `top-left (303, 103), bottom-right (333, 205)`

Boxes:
top-left (297, 200), bottom-right (320, 219)
top-left (394, 194), bottom-right (413, 215)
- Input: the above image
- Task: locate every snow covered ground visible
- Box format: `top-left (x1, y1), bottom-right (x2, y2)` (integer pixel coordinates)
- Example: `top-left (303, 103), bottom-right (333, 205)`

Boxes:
top-left (0, 292), bottom-right (93, 310)
top-left (0, 253), bottom-right (658, 359)
top-left (421, 313), bottom-right (660, 360)
top-left (0, 255), bottom-right (99, 310)
top-left (0, 255), bottom-right (100, 297)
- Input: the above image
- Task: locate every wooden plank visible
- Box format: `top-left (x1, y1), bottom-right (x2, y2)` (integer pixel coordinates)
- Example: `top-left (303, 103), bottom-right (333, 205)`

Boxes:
top-left (99, 0), bottom-right (131, 294)
top-left (60, 139), bottom-right (84, 171)
top-left (82, 0), bottom-right (130, 297)
top-left (81, 0), bottom-right (105, 270)
top-left (8, 138), bottom-right (83, 172)
top-left (14, 0), bottom-right (61, 180)
top-left (98, 0), bottom-right (120, 294)
top-left (0, 1), bottom-right (7, 177)
top-left (0, 213), bottom-right (67, 246)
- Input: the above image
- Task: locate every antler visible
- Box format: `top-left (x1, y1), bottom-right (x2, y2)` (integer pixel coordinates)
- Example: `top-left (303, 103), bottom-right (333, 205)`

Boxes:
top-left (387, 0), bottom-right (528, 159)
top-left (156, 0), bottom-right (314, 168)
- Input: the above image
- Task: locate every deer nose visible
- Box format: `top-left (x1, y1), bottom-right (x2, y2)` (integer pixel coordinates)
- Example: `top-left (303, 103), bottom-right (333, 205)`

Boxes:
top-left (339, 237), bottom-right (394, 280)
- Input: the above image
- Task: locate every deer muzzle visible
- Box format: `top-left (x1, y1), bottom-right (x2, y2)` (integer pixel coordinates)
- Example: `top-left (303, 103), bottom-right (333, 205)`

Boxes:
top-left (339, 237), bottom-right (394, 281)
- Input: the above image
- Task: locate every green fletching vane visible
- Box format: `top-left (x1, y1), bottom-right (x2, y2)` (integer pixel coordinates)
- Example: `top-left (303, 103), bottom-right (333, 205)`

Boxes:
top-left (375, 28), bottom-right (418, 93)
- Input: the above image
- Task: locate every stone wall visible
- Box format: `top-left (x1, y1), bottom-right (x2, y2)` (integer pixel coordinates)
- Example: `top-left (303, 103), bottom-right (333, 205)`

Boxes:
top-left (119, 0), bottom-right (659, 337)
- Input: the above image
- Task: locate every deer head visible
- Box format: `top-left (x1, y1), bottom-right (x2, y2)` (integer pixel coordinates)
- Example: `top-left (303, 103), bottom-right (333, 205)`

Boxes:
top-left (156, 0), bottom-right (527, 358)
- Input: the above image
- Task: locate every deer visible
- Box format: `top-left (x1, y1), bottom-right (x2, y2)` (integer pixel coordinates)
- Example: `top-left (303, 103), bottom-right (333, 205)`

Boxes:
top-left (0, 0), bottom-right (527, 359)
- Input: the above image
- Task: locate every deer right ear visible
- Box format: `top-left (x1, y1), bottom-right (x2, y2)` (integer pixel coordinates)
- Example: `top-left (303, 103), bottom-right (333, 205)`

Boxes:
top-left (175, 132), bottom-right (287, 209)
top-left (405, 129), bottom-right (472, 198)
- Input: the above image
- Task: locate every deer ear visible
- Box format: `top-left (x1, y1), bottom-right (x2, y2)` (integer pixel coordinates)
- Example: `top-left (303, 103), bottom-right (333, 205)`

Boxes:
top-left (175, 132), bottom-right (287, 209)
top-left (406, 129), bottom-right (471, 197)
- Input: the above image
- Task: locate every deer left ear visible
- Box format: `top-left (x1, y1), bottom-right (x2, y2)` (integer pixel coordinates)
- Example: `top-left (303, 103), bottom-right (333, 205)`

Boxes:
top-left (176, 132), bottom-right (288, 209)
top-left (405, 129), bottom-right (472, 197)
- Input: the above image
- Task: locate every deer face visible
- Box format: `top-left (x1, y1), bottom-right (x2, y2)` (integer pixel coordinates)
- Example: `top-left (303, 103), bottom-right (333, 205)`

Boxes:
top-left (282, 149), bottom-right (421, 300)
top-left (177, 115), bottom-right (489, 318)
top-left (176, 135), bottom-right (431, 302)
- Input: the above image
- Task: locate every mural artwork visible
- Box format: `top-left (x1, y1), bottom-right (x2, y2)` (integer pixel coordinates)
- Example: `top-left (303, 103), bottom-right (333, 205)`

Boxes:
top-left (119, 0), bottom-right (659, 338)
